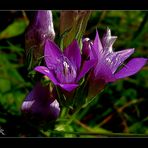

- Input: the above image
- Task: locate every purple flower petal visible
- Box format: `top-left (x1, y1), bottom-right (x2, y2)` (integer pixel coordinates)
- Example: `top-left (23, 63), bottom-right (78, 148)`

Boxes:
top-left (64, 40), bottom-right (81, 70)
top-left (76, 60), bottom-right (96, 82)
top-left (93, 30), bottom-right (103, 57)
top-left (102, 27), bottom-right (117, 52)
top-left (110, 48), bottom-right (135, 73)
top-left (48, 99), bottom-right (60, 119)
top-left (21, 100), bottom-right (35, 112)
top-left (34, 66), bottom-right (58, 85)
top-left (94, 62), bottom-right (115, 83)
top-left (44, 40), bottom-right (62, 68)
top-left (115, 58), bottom-right (147, 79)
top-left (58, 83), bottom-right (79, 92)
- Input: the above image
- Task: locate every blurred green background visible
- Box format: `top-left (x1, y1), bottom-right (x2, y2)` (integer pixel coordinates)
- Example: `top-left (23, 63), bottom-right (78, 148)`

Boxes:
top-left (0, 10), bottom-right (148, 137)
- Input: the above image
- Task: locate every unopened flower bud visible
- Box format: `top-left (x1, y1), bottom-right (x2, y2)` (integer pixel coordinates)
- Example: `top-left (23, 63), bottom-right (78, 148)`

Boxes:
top-left (21, 82), bottom-right (60, 122)
top-left (25, 10), bottom-right (55, 70)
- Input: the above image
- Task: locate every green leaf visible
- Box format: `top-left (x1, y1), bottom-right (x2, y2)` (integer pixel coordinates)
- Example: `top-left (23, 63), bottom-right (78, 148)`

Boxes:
top-left (0, 78), bottom-right (11, 93)
top-left (0, 118), bottom-right (6, 123)
top-left (0, 18), bottom-right (29, 39)
top-left (55, 124), bottom-right (74, 137)
top-left (0, 54), bottom-right (25, 84)
top-left (60, 11), bottom-right (91, 49)
top-left (90, 126), bottom-right (112, 134)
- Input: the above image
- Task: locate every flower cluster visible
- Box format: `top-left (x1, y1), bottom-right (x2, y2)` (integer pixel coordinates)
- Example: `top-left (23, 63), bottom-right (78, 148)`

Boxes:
top-left (21, 11), bottom-right (147, 122)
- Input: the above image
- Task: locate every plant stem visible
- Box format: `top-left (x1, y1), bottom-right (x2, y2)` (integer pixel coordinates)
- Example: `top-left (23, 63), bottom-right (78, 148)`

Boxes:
top-left (47, 129), bottom-right (148, 137)
top-left (60, 107), bottom-right (69, 119)
top-left (66, 108), bottom-right (81, 125)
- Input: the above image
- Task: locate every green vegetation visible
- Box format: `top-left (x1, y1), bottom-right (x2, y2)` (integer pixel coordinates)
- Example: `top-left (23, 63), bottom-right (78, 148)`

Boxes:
top-left (0, 10), bottom-right (148, 137)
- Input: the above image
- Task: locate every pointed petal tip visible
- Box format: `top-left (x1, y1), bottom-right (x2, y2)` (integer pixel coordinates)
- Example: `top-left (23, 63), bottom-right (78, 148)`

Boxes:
top-left (95, 29), bottom-right (99, 36)
top-left (105, 27), bottom-right (111, 37)
top-left (70, 39), bottom-right (80, 50)
top-left (34, 66), bottom-right (47, 73)
top-left (64, 39), bottom-right (81, 70)
top-left (130, 48), bottom-right (135, 51)
top-left (93, 29), bottom-right (103, 54)
top-left (104, 27), bottom-right (118, 39)
top-left (130, 48), bottom-right (135, 54)
top-left (106, 27), bottom-right (111, 33)
top-left (120, 48), bottom-right (135, 55)
top-left (44, 39), bottom-right (62, 69)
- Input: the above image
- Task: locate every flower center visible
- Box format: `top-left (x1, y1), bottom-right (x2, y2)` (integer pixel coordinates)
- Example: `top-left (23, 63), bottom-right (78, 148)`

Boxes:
top-left (63, 61), bottom-right (70, 75)
top-left (55, 56), bottom-right (77, 84)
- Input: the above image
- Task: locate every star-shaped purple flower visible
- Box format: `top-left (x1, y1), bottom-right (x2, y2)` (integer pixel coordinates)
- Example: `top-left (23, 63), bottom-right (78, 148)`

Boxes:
top-left (83, 28), bottom-right (147, 97)
top-left (34, 39), bottom-right (95, 92)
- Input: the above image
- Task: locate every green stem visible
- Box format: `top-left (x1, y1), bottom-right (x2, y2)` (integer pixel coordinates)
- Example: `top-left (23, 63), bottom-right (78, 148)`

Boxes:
top-left (60, 107), bottom-right (69, 119)
top-left (66, 108), bottom-right (82, 125)
top-left (47, 129), bottom-right (148, 137)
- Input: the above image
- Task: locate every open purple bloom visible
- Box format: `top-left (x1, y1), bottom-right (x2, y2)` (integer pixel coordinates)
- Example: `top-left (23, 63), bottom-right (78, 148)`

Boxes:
top-left (21, 82), bottom-right (60, 121)
top-left (83, 28), bottom-right (147, 97)
top-left (34, 39), bottom-right (95, 92)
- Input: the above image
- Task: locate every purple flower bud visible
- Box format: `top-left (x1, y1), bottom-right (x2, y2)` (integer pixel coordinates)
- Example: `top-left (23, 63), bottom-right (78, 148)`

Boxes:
top-left (33, 10), bottom-right (55, 41)
top-left (21, 82), bottom-right (60, 121)
top-left (82, 38), bottom-right (91, 60)
top-left (25, 10), bottom-right (55, 70)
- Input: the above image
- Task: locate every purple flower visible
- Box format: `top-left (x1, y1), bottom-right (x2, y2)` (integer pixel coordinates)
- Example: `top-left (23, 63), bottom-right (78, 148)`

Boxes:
top-left (21, 82), bottom-right (60, 121)
top-left (34, 39), bottom-right (95, 92)
top-left (83, 28), bottom-right (147, 97)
